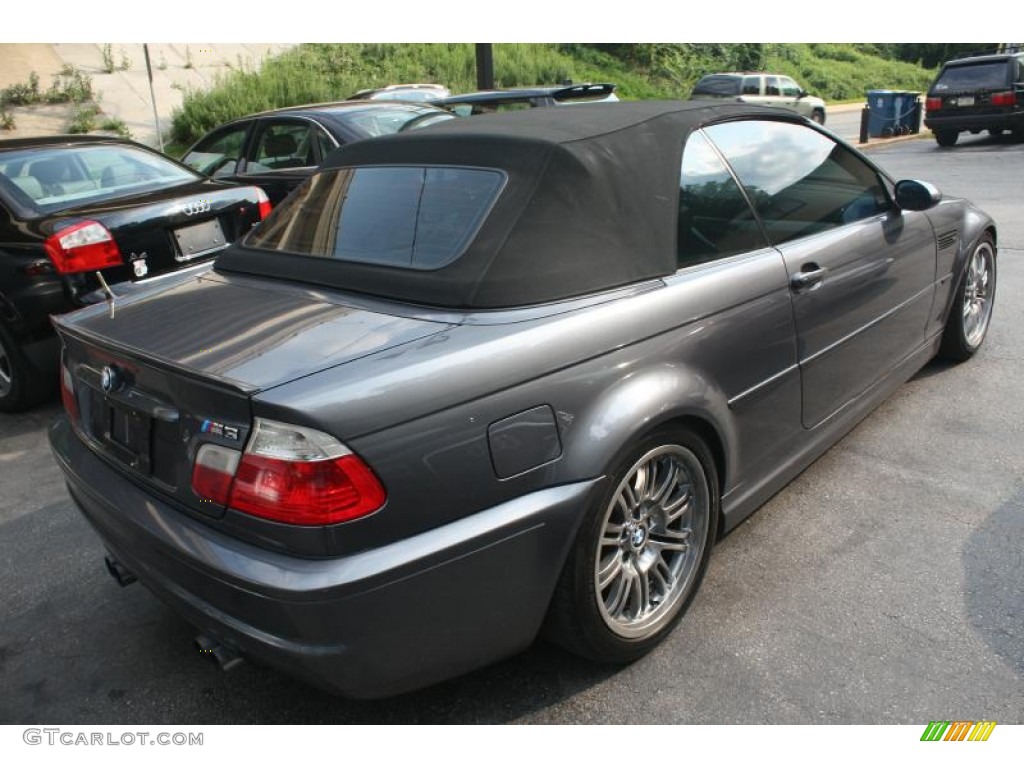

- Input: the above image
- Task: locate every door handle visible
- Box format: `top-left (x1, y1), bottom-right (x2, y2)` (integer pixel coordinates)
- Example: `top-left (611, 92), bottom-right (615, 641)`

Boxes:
top-left (790, 265), bottom-right (826, 292)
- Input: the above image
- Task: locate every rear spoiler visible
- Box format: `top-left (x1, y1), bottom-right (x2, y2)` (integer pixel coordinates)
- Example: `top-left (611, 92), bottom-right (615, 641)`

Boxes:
top-left (550, 83), bottom-right (617, 100)
top-left (436, 83), bottom-right (617, 107)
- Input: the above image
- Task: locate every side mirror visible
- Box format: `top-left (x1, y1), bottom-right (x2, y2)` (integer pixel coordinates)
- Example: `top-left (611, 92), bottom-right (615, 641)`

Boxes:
top-left (894, 179), bottom-right (941, 211)
top-left (798, 89), bottom-right (808, 99)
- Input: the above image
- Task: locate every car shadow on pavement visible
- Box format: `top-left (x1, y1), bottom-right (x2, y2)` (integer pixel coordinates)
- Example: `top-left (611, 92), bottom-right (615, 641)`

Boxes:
top-left (962, 485), bottom-right (1024, 678)
top-left (0, 401), bottom-right (61, 442)
top-left (908, 358), bottom-right (957, 382)
top-left (199, 634), bottom-right (624, 724)
top-left (0, 495), bottom-right (622, 724)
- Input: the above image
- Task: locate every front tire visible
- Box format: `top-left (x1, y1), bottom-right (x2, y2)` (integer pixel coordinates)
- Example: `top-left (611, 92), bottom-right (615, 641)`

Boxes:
top-left (811, 108), bottom-right (825, 125)
top-left (935, 129), bottom-right (959, 147)
top-left (939, 235), bottom-right (996, 362)
top-left (544, 427), bottom-right (720, 663)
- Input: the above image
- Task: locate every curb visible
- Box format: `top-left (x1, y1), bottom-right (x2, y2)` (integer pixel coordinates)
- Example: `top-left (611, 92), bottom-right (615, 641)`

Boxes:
top-left (858, 132), bottom-right (929, 151)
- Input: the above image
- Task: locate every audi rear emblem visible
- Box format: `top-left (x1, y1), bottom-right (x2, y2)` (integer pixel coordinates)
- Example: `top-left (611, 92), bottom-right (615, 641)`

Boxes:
top-left (183, 199), bottom-right (211, 216)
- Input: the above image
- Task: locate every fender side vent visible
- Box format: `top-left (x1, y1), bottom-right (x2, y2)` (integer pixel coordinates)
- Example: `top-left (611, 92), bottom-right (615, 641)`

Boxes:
top-left (937, 230), bottom-right (959, 251)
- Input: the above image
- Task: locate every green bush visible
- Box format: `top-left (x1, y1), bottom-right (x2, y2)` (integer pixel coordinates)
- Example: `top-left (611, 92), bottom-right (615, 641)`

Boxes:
top-left (2, 71), bottom-right (42, 105)
top-left (68, 105), bottom-right (100, 134)
top-left (170, 43), bottom-right (939, 146)
top-left (100, 116), bottom-right (131, 139)
top-left (45, 66), bottom-right (94, 104)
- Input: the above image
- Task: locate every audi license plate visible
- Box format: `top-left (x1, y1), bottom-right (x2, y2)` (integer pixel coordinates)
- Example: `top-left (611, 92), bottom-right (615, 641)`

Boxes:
top-left (174, 218), bottom-right (226, 261)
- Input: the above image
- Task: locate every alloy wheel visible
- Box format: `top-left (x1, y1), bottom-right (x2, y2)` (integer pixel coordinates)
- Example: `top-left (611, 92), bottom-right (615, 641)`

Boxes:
top-left (594, 445), bottom-right (709, 639)
top-left (963, 242), bottom-right (995, 348)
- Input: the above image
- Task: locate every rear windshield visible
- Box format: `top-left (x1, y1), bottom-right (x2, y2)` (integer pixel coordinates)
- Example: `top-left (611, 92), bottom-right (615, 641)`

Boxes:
top-left (692, 76), bottom-right (740, 97)
top-left (934, 61), bottom-right (1010, 91)
top-left (246, 165), bottom-right (505, 270)
top-left (341, 106), bottom-right (453, 137)
top-left (0, 144), bottom-right (198, 216)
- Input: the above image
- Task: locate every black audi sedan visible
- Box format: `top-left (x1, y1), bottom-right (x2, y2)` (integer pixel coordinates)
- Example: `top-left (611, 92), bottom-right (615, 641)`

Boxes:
top-left (180, 101), bottom-right (455, 204)
top-left (0, 135), bottom-right (270, 411)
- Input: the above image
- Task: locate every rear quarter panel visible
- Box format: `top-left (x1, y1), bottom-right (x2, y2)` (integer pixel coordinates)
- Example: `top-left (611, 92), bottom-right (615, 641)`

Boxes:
top-left (255, 249), bottom-right (801, 555)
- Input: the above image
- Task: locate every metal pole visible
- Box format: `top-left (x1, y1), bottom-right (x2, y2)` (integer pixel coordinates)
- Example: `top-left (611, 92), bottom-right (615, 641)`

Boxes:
top-left (859, 105), bottom-right (870, 145)
top-left (475, 44), bottom-right (494, 91)
top-left (143, 44), bottom-right (165, 153)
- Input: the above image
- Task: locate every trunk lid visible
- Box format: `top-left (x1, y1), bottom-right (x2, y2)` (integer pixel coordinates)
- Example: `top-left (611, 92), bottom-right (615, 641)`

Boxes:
top-left (54, 181), bottom-right (263, 284)
top-left (57, 270), bottom-right (452, 518)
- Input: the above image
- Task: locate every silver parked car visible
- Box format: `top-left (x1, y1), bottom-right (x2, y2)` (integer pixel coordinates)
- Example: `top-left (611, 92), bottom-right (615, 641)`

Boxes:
top-left (692, 72), bottom-right (828, 123)
top-left (50, 102), bottom-right (996, 698)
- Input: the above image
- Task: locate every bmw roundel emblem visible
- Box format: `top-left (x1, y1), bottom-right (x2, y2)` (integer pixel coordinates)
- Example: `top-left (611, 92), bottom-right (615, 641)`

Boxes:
top-left (101, 366), bottom-right (118, 393)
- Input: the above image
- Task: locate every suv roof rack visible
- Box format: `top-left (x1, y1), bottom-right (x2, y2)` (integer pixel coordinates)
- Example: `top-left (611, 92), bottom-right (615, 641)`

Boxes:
top-left (951, 45), bottom-right (1023, 60)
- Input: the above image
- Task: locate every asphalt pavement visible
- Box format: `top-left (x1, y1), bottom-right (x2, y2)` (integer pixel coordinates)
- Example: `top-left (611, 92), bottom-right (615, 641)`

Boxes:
top-left (0, 131), bottom-right (1021, 725)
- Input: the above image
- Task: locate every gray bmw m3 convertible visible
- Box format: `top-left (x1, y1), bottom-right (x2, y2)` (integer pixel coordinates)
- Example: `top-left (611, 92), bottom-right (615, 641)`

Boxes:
top-left (49, 102), bottom-right (997, 698)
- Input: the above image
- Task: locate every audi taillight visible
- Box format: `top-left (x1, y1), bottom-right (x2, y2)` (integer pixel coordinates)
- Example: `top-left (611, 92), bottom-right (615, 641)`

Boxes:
top-left (991, 91), bottom-right (1016, 107)
top-left (44, 220), bottom-right (122, 274)
top-left (925, 97), bottom-right (943, 112)
top-left (190, 418), bottom-right (386, 525)
top-left (255, 188), bottom-right (272, 220)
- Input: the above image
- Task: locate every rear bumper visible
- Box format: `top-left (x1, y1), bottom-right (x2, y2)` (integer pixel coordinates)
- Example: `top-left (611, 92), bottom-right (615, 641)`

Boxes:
top-left (924, 111), bottom-right (1024, 132)
top-left (49, 416), bottom-right (598, 698)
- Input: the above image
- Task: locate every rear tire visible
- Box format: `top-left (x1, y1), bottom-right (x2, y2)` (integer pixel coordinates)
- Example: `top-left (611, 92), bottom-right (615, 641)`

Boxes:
top-left (939, 235), bottom-right (996, 363)
top-left (0, 322), bottom-right (49, 413)
top-left (935, 129), bottom-right (958, 147)
top-left (543, 427), bottom-right (719, 663)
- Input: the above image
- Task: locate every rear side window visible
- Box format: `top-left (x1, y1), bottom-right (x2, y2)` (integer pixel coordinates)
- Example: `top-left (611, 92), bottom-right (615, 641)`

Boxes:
top-left (250, 122), bottom-right (314, 172)
top-left (692, 76), bottom-right (740, 97)
top-left (246, 166), bottom-right (505, 269)
top-left (934, 62), bottom-right (1010, 91)
top-left (677, 131), bottom-right (765, 267)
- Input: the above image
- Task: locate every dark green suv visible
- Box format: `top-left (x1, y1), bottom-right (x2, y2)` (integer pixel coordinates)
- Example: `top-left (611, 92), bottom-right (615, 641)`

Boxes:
top-left (924, 50), bottom-right (1024, 147)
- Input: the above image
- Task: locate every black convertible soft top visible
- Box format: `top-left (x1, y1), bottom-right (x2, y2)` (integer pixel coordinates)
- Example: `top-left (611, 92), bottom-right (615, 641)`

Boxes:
top-left (217, 101), bottom-right (794, 309)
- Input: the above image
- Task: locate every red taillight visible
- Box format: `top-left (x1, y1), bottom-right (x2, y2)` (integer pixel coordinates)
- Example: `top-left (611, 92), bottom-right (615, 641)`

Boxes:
top-left (60, 361), bottom-right (79, 422)
top-left (991, 91), bottom-right (1016, 107)
top-left (229, 453), bottom-right (385, 525)
top-left (191, 443), bottom-right (241, 505)
top-left (44, 220), bottom-right (122, 274)
top-left (190, 418), bottom-right (386, 525)
top-left (255, 188), bottom-right (272, 220)
top-left (925, 97), bottom-right (943, 112)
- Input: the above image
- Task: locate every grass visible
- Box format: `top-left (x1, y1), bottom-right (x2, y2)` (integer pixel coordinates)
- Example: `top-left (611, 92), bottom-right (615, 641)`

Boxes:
top-left (762, 44), bottom-right (935, 100)
top-left (169, 43), bottom-right (939, 146)
top-left (67, 104), bottom-right (101, 133)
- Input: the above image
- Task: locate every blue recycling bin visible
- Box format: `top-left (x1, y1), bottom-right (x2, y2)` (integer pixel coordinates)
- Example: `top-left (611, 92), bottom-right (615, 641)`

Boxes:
top-left (866, 90), bottom-right (922, 137)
